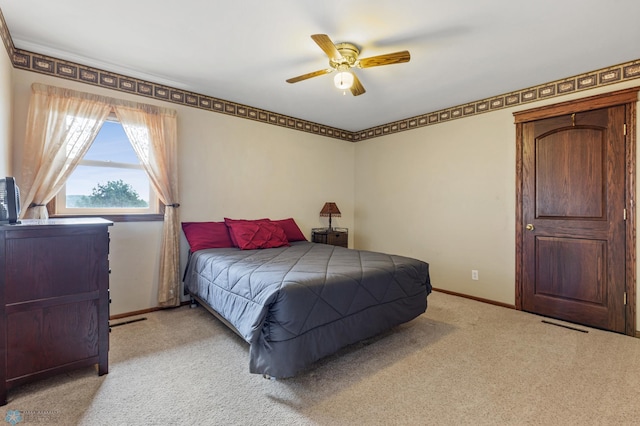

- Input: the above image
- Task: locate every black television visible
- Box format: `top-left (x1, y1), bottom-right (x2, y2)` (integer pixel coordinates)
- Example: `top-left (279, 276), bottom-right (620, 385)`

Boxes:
top-left (0, 176), bottom-right (21, 224)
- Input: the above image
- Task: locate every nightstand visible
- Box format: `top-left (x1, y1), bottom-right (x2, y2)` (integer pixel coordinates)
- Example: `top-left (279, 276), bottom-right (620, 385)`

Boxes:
top-left (312, 227), bottom-right (348, 248)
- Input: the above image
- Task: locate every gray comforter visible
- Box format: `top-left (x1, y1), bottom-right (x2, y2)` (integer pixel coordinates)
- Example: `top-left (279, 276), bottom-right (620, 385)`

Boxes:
top-left (183, 241), bottom-right (431, 378)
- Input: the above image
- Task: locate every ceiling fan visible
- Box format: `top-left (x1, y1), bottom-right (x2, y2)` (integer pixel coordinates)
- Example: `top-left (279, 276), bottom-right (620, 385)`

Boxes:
top-left (286, 34), bottom-right (411, 96)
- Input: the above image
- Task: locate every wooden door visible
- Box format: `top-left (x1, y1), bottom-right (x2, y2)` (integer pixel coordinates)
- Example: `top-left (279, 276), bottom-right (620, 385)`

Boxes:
top-left (515, 88), bottom-right (638, 335)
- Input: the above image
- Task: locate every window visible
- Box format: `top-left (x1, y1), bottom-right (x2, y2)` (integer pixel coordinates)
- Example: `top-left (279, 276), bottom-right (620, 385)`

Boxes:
top-left (54, 117), bottom-right (161, 220)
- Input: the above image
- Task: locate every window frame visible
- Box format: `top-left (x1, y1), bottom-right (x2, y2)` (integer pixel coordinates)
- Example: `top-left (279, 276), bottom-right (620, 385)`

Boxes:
top-left (51, 115), bottom-right (164, 222)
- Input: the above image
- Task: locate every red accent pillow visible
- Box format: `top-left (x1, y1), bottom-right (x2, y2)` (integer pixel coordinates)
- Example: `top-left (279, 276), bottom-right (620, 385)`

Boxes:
top-left (181, 222), bottom-right (234, 251)
top-left (223, 218), bottom-right (270, 247)
top-left (225, 220), bottom-right (290, 250)
top-left (272, 218), bottom-right (307, 242)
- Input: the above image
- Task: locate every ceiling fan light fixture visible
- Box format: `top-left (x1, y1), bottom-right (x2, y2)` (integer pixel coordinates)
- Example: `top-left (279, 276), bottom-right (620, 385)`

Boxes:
top-left (286, 34), bottom-right (409, 97)
top-left (334, 71), bottom-right (354, 90)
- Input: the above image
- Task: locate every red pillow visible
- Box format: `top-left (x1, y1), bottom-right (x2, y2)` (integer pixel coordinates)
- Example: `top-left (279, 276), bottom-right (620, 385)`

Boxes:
top-left (182, 222), bottom-right (234, 251)
top-left (272, 218), bottom-right (307, 242)
top-left (224, 218), bottom-right (270, 247)
top-left (225, 220), bottom-right (289, 250)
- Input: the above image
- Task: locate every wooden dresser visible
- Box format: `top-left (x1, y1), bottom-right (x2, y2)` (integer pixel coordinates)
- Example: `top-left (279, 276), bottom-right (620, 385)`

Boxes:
top-left (0, 218), bottom-right (112, 405)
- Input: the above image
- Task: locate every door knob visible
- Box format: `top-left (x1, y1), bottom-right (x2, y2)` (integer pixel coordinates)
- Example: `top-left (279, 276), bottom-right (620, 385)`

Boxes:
top-left (526, 224), bottom-right (534, 231)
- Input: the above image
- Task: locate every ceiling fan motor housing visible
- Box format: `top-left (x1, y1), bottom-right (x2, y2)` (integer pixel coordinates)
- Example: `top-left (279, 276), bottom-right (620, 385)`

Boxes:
top-left (330, 43), bottom-right (360, 69)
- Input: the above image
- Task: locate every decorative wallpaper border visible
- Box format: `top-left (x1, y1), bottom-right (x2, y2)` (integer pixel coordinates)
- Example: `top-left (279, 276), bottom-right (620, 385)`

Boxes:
top-left (0, 7), bottom-right (14, 61)
top-left (353, 61), bottom-right (640, 141)
top-left (12, 49), bottom-right (353, 141)
top-left (1, 8), bottom-right (640, 143)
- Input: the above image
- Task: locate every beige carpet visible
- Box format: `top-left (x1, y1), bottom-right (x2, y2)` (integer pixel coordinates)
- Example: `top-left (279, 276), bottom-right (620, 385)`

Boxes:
top-left (5, 291), bottom-right (640, 425)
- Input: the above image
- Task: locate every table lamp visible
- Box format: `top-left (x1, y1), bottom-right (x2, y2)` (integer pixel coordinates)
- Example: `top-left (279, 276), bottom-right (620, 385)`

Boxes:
top-left (319, 202), bottom-right (341, 231)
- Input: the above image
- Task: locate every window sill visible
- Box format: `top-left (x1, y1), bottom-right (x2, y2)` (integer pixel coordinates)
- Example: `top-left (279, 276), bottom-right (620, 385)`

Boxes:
top-left (50, 213), bottom-right (164, 223)
top-left (48, 199), bottom-right (165, 222)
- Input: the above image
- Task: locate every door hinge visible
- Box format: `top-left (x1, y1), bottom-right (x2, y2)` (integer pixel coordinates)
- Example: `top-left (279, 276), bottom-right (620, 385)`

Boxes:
top-left (624, 292), bottom-right (627, 305)
top-left (624, 123), bottom-right (627, 135)
top-left (624, 208), bottom-right (627, 220)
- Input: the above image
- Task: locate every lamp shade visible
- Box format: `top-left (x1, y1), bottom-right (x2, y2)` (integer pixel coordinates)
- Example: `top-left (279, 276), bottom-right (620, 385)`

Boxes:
top-left (320, 202), bottom-right (341, 217)
top-left (333, 71), bottom-right (354, 90)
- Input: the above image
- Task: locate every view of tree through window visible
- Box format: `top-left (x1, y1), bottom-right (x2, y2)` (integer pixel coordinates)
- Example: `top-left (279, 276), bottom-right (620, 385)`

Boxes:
top-left (62, 120), bottom-right (154, 212)
top-left (73, 179), bottom-right (148, 208)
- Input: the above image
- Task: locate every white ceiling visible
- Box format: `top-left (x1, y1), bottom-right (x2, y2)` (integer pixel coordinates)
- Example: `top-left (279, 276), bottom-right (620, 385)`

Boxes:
top-left (1, 0), bottom-right (640, 132)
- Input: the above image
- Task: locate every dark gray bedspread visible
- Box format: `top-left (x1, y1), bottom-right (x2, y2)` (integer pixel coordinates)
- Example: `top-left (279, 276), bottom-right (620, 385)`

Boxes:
top-left (183, 241), bottom-right (431, 378)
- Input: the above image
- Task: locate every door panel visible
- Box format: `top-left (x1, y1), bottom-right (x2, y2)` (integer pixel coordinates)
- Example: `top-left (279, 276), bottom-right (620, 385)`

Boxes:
top-left (536, 128), bottom-right (604, 218)
top-left (521, 106), bottom-right (626, 333)
top-left (535, 237), bottom-right (605, 303)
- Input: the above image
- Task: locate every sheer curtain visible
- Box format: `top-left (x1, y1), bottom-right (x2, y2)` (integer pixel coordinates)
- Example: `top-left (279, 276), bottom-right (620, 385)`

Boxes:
top-left (115, 104), bottom-right (180, 307)
top-left (20, 83), bottom-right (180, 307)
top-left (20, 84), bottom-right (111, 218)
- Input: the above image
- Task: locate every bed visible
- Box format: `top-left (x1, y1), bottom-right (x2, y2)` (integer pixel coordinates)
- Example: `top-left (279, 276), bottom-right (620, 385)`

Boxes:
top-left (181, 218), bottom-right (431, 378)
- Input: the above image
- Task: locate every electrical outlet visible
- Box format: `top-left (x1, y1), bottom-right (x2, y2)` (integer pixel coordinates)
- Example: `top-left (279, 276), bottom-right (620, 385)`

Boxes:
top-left (471, 270), bottom-right (479, 280)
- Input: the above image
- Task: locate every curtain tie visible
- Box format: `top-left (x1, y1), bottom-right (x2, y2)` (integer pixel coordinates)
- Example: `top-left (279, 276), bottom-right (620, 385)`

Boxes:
top-left (166, 203), bottom-right (180, 208)
top-left (29, 203), bottom-right (46, 207)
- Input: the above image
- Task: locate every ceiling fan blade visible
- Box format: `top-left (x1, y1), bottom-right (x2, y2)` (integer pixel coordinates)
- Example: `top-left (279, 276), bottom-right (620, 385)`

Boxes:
top-left (311, 34), bottom-right (343, 61)
top-left (350, 73), bottom-right (366, 96)
top-left (286, 68), bottom-right (332, 84)
top-left (358, 50), bottom-right (411, 68)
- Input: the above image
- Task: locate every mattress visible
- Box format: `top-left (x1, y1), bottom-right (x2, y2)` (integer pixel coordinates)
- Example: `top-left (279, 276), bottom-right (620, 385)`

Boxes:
top-left (183, 241), bottom-right (431, 378)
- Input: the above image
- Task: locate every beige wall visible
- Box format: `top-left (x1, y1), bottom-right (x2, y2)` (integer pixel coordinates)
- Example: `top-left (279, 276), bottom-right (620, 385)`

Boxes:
top-left (354, 81), bottom-right (640, 326)
top-left (9, 66), bottom-right (640, 328)
top-left (0, 43), bottom-right (11, 176)
top-left (11, 71), bottom-right (355, 316)
top-left (354, 109), bottom-right (517, 304)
